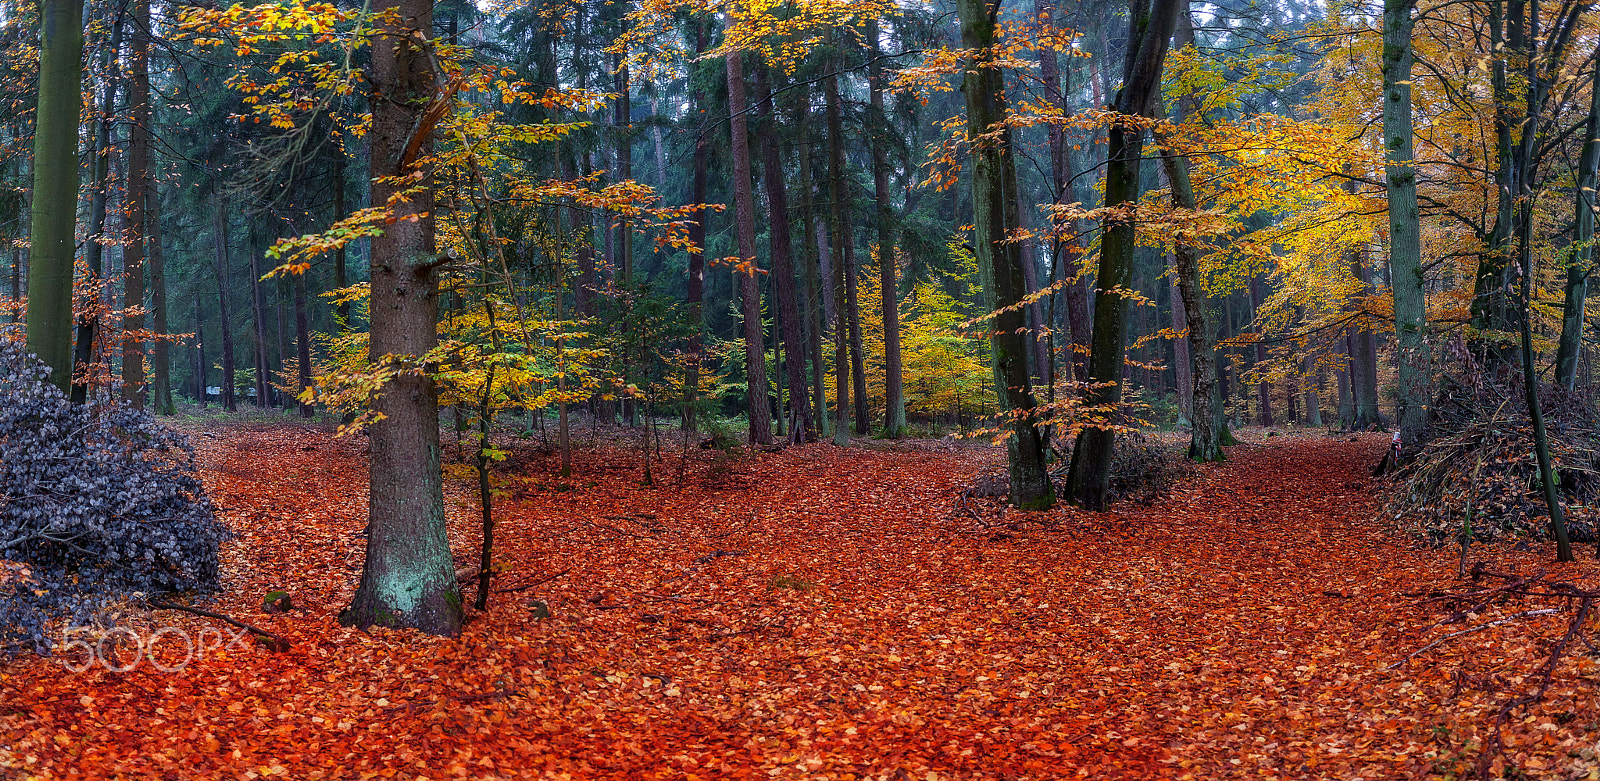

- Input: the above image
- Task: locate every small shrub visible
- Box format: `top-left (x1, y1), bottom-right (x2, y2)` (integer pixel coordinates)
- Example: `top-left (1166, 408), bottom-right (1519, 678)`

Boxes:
top-left (0, 338), bottom-right (226, 653)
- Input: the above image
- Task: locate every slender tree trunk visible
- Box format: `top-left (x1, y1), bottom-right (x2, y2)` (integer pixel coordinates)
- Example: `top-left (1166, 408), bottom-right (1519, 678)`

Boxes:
top-left (70, 12), bottom-right (126, 403)
top-left (1555, 59), bottom-right (1600, 388)
top-left (1249, 276), bottom-right (1271, 426)
top-left (248, 240), bottom-right (271, 408)
top-left (725, 50), bottom-right (773, 445)
top-left (121, 0), bottom-right (151, 408)
top-left (212, 203), bottom-right (236, 412)
top-left (294, 275), bottom-right (313, 416)
top-left (755, 66), bottom-right (814, 442)
top-left (342, 0), bottom-right (462, 635)
top-left (795, 88), bottom-right (828, 438)
top-left (825, 63), bottom-right (852, 447)
top-left (683, 21), bottom-right (709, 433)
top-left (192, 295), bottom-right (205, 407)
top-left (26, 0), bottom-right (86, 392)
top-left (149, 160), bottom-right (172, 414)
top-left (1349, 239), bottom-right (1384, 429)
top-left (1168, 258), bottom-right (1192, 423)
top-left (1159, 143), bottom-right (1224, 461)
top-left (1067, 0), bottom-right (1182, 507)
top-left (867, 19), bottom-right (906, 438)
top-left (334, 145), bottom-right (351, 330)
top-left (1471, 0), bottom-right (1521, 345)
top-left (1382, 0), bottom-right (1430, 448)
top-left (1302, 355), bottom-right (1323, 427)
top-left (823, 60), bottom-right (869, 435)
top-left (959, 0), bottom-right (1056, 508)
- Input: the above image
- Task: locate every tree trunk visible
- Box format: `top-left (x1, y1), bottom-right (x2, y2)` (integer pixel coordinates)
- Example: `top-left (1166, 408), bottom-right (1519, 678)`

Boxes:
top-left (867, 19), bottom-right (906, 438)
top-left (1555, 58), bottom-right (1600, 389)
top-left (725, 50), bottom-right (773, 445)
top-left (1382, 0), bottom-right (1430, 448)
top-left (825, 65), bottom-right (869, 436)
top-left (122, 0), bottom-right (151, 409)
top-left (212, 203), bottom-right (236, 412)
top-left (149, 159), bottom-right (172, 414)
top-left (1168, 258), bottom-right (1192, 424)
top-left (794, 87), bottom-right (829, 439)
top-left (342, 0), bottom-right (463, 636)
top-left (248, 240), bottom-right (271, 408)
top-left (1470, 0), bottom-right (1521, 347)
top-left (1249, 276), bottom-right (1271, 427)
top-left (294, 275), bottom-right (313, 417)
top-left (334, 145), bottom-right (351, 330)
top-left (1067, 0), bottom-right (1182, 507)
top-left (26, 0), bottom-right (85, 393)
top-left (69, 11), bottom-right (126, 403)
top-left (1158, 142), bottom-right (1224, 462)
top-left (755, 65), bottom-right (814, 442)
top-left (683, 21), bottom-right (709, 433)
top-left (959, 0), bottom-right (1056, 508)
top-left (192, 295), bottom-right (205, 407)
top-left (1349, 240), bottom-right (1384, 430)
top-left (825, 63), bottom-right (852, 447)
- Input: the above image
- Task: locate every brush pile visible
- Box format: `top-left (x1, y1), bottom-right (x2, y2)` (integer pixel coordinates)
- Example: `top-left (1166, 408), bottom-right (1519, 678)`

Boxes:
top-left (1383, 369), bottom-right (1600, 545)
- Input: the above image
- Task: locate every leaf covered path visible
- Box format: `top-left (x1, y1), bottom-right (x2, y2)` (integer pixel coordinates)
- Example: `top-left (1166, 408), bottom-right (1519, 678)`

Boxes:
top-left (3, 427), bottom-right (1598, 779)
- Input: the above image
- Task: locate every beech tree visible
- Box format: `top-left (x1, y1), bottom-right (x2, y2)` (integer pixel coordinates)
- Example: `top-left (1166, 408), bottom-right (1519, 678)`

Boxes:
top-left (25, 0), bottom-right (82, 393)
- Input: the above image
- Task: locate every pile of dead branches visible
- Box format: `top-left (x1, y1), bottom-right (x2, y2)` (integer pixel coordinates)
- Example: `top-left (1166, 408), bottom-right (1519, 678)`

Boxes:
top-left (1383, 369), bottom-right (1600, 545)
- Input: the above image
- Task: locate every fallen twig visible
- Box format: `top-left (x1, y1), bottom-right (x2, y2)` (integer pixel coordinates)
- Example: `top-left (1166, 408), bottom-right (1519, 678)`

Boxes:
top-left (493, 567), bottom-right (573, 594)
top-left (147, 600), bottom-right (291, 652)
top-left (1387, 609), bottom-right (1559, 670)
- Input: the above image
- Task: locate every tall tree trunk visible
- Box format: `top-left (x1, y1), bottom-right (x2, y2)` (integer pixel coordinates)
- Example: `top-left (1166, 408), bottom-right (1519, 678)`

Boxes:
top-left (334, 144), bottom-right (351, 330)
top-left (867, 19), bottom-right (906, 438)
top-left (212, 203), bottom-right (236, 412)
top-left (69, 11), bottom-right (126, 403)
top-left (1302, 355), bottom-right (1323, 427)
top-left (1159, 142), bottom-right (1224, 461)
top-left (1168, 257), bottom-right (1192, 424)
top-left (1349, 239), bottom-right (1384, 429)
top-left (294, 275), bottom-right (313, 417)
top-left (824, 59), bottom-right (869, 436)
top-left (192, 294), bottom-right (205, 407)
top-left (248, 240), bottom-right (271, 408)
top-left (725, 50), bottom-right (773, 445)
top-left (959, 0), bottom-right (1056, 508)
top-left (122, 0), bottom-right (151, 408)
top-left (149, 158), bottom-right (172, 414)
top-left (1471, 0), bottom-right (1522, 346)
top-left (795, 88), bottom-right (829, 438)
top-left (1382, 0), bottom-right (1430, 448)
top-left (755, 66), bottom-right (814, 442)
top-left (683, 20), bottom-right (709, 433)
top-left (1554, 58), bottom-right (1600, 388)
top-left (1249, 276), bottom-right (1272, 426)
top-left (26, 0), bottom-right (85, 393)
top-left (825, 62), bottom-right (852, 447)
top-left (1067, 0), bottom-right (1182, 507)
top-left (342, 0), bottom-right (462, 635)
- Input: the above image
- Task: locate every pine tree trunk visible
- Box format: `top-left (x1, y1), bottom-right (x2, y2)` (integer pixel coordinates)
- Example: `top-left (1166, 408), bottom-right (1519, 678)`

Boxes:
top-left (725, 50), bottom-right (773, 445)
top-left (1168, 258), bottom-right (1192, 424)
top-left (334, 145), bottom-right (351, 331)
top-left (867, 19), bottom-right (906, 438)
top-left (683, 21), bottom-right (709, 433)
top-left (342, 0), bottom-right (462, 635)
top-left (121, 0), bottom-right (151, 409)
top-left (212, 203), bottom-right (236, 412)
top-left (192, 295), bottom-right (205, 407)
top-left (149, 158), bottom-right (172, 414)
top-left (755, 66), bottom-right (814, 442)
top-left (794, 88), bottom-right (829, 438)
top-left (959, 0), bottom-right (1056, 508)
top-left (825, 64), bottom-right (852, 447)
top-left (248, 240), bottom-right (271, 408)
top-left (294, 275), bottom-right (313, 417)
top-left (1067, 0), bottom-right (1181, 507)
top-left (26, 0), bottom-right (85, 393)
top-left (1382, 0), bottom-right (1430, 448)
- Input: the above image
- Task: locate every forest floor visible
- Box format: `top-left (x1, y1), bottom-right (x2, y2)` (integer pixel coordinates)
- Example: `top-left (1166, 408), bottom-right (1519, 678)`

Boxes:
top-left (3, 423), bottom-right (1600, 780)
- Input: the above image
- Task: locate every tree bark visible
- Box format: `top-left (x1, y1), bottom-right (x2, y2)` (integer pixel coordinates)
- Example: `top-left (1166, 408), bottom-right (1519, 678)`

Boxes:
top-left (825, 62), bottom-right (852, 447)
top-left (122, 0), bottom-right (151, 409)
top-left (755, 66), bottom-right (815, 442)
top-left (293, 275), bottom-right (313, 417)
top-left (1168, 258), bottom-right (1192, 423)
top-left (1349, 242), bottom-right (1384, 430)
top-left (192, 295), bottom-right (205, 407)
top-left (867, 19), bottom-right (906, 438)
top-left (959, 0), bottom-right (1056, 508)
top-left (1067, 0), bottom-right (1182, 507)
top-left (1249, 276), bottom-right (1271, 427)
top-left (70, 10), bottom-right (126, 403)
top-left (342, 0), bottom-right (462, 635)
top-left (148, 155), bottom-right (172, 414)
top-left (683, 20), bottom-right (709, 432)
top-left (248, 239), bottom-right (271, 408)
top-left (725, 50), bottom-right (773, 445)
top-left (1158, 143), bottom-right (1224, 461)
top-left (794, 87), bottom-right (829, 438)
top-left (26, 0), bottom-right (85, 393)
top-left (212, 203), bottom-right (236, 412)
top-left (1382, 0), bottom-right (1430, 448)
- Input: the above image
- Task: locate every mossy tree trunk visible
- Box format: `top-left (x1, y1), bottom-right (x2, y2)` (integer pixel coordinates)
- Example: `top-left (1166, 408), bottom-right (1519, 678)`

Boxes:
top-left (26, 0), bottom-right (84, 393)
top-left (342, 0), bottom-right (462, 636)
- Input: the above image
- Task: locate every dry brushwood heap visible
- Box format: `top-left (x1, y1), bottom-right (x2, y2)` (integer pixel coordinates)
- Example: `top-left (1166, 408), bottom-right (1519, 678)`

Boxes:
top-left (0, 338), bottom-right (226, 653)
top-left (1383, 371), bottom-right (1600, 544)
